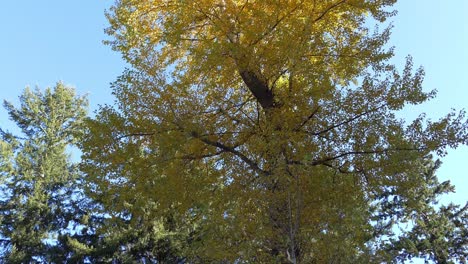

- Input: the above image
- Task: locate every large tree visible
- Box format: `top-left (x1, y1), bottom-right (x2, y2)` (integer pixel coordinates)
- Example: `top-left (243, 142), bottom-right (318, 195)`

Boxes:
top-left (82, 1), bottom-right (468, 263)
top-left (0, 83), bottom-right (88, 263)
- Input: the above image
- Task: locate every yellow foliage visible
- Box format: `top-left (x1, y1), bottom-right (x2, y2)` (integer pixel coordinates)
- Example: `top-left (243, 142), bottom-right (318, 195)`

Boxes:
top-left (81, 0), bottom-right (468, 262)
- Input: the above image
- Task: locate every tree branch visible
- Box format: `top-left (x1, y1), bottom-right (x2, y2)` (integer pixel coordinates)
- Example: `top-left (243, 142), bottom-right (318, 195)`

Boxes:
top-left (309, 148), bottom-right (420, 166)
top-left (190, 131), bottom-right (269, 176)
top-left (249, 1), bottom-right (304, 47)
top-left (313, 0), bottom-right (347, 23)
top-left (294, 106), bottom-right (321, 132)
top-left (287, 146), bottom-right (424, 169)
top-left (239, 70), bottom-right (275, 110)
top-left (311, 104), bottom-right (386, 136)
top-left (176, 150), bottom-right (225, 160)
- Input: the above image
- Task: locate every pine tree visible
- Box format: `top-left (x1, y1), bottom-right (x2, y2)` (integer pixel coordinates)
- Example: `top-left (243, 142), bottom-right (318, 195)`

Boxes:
top-left (0, 83), bottom-right (87, 263)
top-left (385, 157), bottom-right (468, 263)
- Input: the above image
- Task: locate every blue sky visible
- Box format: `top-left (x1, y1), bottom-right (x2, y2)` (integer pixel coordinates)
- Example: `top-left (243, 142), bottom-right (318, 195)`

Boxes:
top-left (0, 0), bottom-right (466, 209)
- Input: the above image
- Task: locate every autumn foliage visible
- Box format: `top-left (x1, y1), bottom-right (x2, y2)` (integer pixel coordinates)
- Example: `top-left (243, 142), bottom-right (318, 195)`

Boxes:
top-left (0, 1), bottom-right (467, 263)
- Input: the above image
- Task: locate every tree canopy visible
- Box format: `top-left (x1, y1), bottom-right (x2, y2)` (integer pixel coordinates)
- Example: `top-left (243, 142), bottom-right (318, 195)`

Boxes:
top-left (0, 1), bottom-right (466, 263)
top-left (79, 0), bottom-right (468, 263)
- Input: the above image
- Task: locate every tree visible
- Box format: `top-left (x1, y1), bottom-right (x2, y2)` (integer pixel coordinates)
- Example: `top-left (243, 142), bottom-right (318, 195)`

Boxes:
top-left (385, 157), bottom-right (468, 263)
top-left (0, 83), bottom-right (88, 263)
top-left (81, 107), bottom-right (206, 262)
top-left (82, 1), bottom-right (468, 263)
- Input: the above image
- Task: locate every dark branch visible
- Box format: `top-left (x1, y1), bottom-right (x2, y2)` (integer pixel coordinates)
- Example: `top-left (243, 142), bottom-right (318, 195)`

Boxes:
top-left (249, 2), bottom-right (303, 47)
top-left (239, 70), bottom-right (276, 110)
top-left (294, 106), bottom-right (321, 132)
top-left (287, 147), bottom-right (423, 169)
top-left (309, 148), bottom-right (420, 166)
top-left (190, 131), bottom-right (269, 176)
top-left (313, 0), bottom-right (347, 23)
top-left (321, 162), bottom-right (355, 174)
top-left (176, 150), bottom-right (225, 160)
top-left (311, 104), bottom-right (385, 136)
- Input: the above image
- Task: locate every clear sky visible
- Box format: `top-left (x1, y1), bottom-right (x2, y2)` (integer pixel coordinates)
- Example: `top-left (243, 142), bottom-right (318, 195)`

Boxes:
top-left (0, 0), bottom-right (466, 208)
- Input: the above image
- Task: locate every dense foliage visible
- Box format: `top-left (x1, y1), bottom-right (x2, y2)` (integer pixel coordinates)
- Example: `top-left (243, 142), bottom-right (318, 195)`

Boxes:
top-left (0, 84), bottom-right (87, 263)
top-left (0, 1), bottom-right (467, 263)
top-left (81, 0), bottom-right (467, 263)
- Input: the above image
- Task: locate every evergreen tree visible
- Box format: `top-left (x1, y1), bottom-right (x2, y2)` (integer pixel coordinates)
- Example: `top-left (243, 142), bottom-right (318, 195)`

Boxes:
top-left (0, 83), bottom-right (87, 263)
top-left (386, 157), bottom-right (467, 263)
